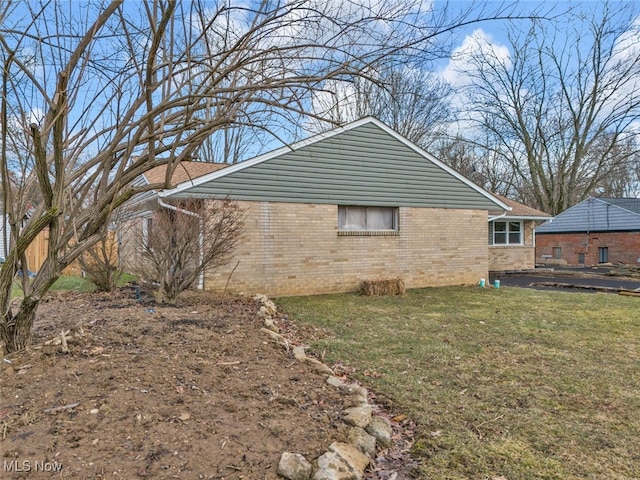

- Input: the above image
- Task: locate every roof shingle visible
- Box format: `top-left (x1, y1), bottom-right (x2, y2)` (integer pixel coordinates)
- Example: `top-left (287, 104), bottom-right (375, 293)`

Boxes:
top-left (144, 161), bottom-right (227, 188)
top-left (489, 193), bottom-right (551, 218)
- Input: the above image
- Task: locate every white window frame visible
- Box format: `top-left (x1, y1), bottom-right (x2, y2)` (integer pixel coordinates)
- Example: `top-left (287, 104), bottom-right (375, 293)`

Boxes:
top-left (490, 220), bottom-right (523, 246)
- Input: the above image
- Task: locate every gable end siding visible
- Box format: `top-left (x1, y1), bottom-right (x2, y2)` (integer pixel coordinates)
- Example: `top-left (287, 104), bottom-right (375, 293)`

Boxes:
top-left (171, 123), bottom-right (499, 210)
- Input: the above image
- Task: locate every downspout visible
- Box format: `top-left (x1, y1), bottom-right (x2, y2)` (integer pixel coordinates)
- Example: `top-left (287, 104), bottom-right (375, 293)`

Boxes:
top-left (157, 198), bottom-right (204, 290)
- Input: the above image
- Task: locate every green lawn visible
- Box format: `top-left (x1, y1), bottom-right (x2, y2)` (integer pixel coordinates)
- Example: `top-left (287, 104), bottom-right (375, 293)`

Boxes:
top-left (11, 273), bottom-right (136, 298)
top-left (10, 276), bottom-right (95, 298)
top-left (277, 286), bottom-right (640, 480)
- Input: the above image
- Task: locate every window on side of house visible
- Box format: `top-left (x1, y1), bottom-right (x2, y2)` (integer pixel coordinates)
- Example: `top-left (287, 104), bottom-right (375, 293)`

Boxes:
top-left (338, 206), bottom-right (398, 232)
top-left (489, 220), bottom-right (522, 245)
top-left (553, 247), bottom-right (562, 259)
top-left (142, 216), bottom-right (153, 249)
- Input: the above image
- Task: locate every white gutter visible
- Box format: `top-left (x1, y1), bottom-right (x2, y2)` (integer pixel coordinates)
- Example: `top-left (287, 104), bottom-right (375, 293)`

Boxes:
top-left (488, 211), bottom-right (508, 222)
top-left (157, 199), bottom-right (204, 290)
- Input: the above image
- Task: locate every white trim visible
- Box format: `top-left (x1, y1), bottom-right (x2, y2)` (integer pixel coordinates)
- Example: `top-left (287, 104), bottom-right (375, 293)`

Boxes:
top-left (499, 215), bottom-right (552, 221)
top-left (160, 116), bottom-right (511, 212)
top-left (490, 219), bottom-right (524, 246)
top-left (488, 212), bottom-right (507, 222)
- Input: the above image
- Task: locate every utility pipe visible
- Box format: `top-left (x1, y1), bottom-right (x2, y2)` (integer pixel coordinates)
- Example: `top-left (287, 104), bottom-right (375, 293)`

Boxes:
top-left (157, 198), bottom-right (204, 290)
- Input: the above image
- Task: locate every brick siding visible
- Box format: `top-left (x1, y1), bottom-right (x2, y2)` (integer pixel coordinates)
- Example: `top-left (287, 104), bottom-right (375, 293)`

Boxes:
top-left (489, 221), bottom-right (536, 271)
top-left (536, 232), bottom-right (640, 266)
top-left (204, 201), bottom-right (489, 296)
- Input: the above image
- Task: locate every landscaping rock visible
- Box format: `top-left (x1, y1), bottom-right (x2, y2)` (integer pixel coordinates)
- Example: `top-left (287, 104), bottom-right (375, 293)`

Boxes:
top-left (253, 293), bottom-right (268, 303)
top-left (326, 376), bottom-right (348, 390)
top-left (365, 415), bottom-right (392, 447)
top-left (313, 452), bottom-right (356, 480)
top-left (326, 377), bottom-right (367, 405)
top-left (342, 389), bottom-right (368, 408)
top-left (277, 452), bottom-right (313, 480)
top-left (342, 405), bottom-right (372, 428)
top-left (304, 357), bottom-right (334, 375)
top-left (260, 328), bottom-right (289, 349)
top-left (293, 346), bottom-right (307, 361)
top-left (328, 442), bottom-right (370, 480)
top-left (264, 318), bottom-right (280, 333)
top-left (347, 427), bottom-right (376, 457)
top-left (263, 299), bottom-right (278, 316)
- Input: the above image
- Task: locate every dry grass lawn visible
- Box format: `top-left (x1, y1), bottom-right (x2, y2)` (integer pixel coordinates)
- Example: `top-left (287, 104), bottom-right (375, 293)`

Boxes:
top-left (277, 286), bottom-right (640, 480)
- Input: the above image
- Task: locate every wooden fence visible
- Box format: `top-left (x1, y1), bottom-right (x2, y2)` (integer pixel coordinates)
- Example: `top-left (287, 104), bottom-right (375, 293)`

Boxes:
top-left (24, 229), bottom-right (49, 273)
top-left (18, 229), bottom-right (118, 276)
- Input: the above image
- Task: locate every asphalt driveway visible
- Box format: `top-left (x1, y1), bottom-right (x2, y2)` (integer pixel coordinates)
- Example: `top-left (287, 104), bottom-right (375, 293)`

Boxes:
top-left (491, 267), bottom-right (640, 294)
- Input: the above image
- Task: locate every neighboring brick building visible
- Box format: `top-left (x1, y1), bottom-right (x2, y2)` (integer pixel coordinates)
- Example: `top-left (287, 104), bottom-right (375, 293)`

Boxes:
top-left (536, 197), bottom-right (640, 266)
top-left (122, 117), bottom-right (513, 296)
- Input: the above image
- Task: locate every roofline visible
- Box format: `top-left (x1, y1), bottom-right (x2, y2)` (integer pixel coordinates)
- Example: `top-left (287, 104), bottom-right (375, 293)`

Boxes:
top-left (536, 229), bottom-right (640, 234)
top-left (589, 196), bottom-right (640, 218)
top-left (159, 116), bottom-right (511, 211)
top-left (497, 215), bottom-right (552, 221)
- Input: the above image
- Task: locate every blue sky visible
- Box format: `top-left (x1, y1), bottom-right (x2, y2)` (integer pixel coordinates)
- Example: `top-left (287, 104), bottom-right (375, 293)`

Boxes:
top-left (3, 0), bottom-right (638, 161)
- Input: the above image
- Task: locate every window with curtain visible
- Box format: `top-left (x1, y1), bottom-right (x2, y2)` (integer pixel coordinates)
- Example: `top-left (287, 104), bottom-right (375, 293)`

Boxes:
top-left (338, 206), bottom-right (398, 231)
top-left (489, 220), bottom-right (522, 245)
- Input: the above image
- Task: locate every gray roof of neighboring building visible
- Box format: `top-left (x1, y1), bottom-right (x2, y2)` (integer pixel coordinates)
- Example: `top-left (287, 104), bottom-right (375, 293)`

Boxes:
top-left (161, 117), bottom-right (508, 211)
top-left (599, 197), bottom-right (640, 215)
top-left (536, 197), bottom-right (640, 234)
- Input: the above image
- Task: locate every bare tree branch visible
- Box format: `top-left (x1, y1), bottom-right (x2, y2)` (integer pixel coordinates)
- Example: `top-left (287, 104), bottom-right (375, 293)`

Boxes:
top-left (464, 3), bottom-right (640, 214)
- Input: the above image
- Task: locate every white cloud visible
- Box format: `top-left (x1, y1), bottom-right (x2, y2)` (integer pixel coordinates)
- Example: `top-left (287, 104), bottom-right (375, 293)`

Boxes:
top-left (600, 15), bottom-right (640, 124)
top-left (439, 28), bottom-right (511, 89)
top-left (438, 28), bottom-right (511, 136)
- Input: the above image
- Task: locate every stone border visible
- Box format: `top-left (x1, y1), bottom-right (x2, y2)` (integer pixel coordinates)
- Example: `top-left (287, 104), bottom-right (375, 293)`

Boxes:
top-left (253, 294), bottom-right (394, 480)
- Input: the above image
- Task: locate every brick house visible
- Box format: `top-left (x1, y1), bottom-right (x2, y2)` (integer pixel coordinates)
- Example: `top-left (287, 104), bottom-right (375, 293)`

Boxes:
top-left (121, 117), bottom-right (516, 296)
top-left (535, 197), bottom-right (640, 266)
top-left (488, 194), bottom-right (551, 272)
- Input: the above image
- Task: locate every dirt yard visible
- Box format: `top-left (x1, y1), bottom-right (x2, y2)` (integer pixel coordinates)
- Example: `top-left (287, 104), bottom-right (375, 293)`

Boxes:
top-left (1, 288), bottom-right (416, 479)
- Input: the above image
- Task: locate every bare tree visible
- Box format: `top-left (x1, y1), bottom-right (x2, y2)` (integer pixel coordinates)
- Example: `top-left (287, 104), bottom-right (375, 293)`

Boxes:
top-left (129, 199), bottom-right (244, 304)
top-left (583, 134), bottom-right (640, 198)
top-left (0, 0), bottom-right (548, 352)
top-left (309, 66), bottom-right (455, 149)
top-left (463, 2), bottom-right (640, 215)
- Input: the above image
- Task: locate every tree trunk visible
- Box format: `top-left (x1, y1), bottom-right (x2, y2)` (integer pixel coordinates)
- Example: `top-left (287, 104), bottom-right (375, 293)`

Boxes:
top-left (1, 296), bottom-right (39, 353)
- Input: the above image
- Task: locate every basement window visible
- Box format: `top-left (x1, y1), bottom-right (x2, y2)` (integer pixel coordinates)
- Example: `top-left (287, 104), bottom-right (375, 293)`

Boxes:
top-left (338, 206), bottom-right (398, 235)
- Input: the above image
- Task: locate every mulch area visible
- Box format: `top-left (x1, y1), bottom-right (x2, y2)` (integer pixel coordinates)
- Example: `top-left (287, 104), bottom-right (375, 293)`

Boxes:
top-left (1, 289), bottom-right (417, 479)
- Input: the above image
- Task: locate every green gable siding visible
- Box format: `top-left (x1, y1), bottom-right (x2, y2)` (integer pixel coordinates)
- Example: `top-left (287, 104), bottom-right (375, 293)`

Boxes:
top-left (170, 122), bottom-right (500, 210)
